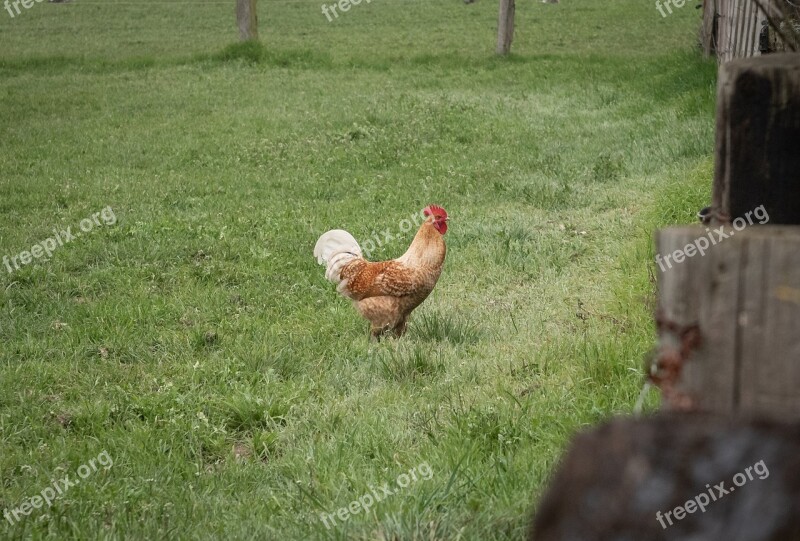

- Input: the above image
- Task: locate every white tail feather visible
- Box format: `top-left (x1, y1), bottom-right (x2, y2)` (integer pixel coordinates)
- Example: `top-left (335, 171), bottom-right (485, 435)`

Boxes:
top-left (313, 229), bottom-right (363, 285)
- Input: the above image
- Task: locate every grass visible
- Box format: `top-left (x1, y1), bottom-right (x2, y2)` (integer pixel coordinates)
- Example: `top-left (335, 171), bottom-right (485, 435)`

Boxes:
top-left (0, 1), bottom-right (715, 539)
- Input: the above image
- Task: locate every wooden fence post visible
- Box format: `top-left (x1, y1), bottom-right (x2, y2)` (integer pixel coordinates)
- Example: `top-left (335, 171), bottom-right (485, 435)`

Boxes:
top-left (709, 0), bottom-right (769, 62)
top-left (655, 54), bottom-right (800, 421)
top-left (712, 53), bottom-right (800, 224)
top-left (237, 0), bottom-right (258, 41)
top-left (656, 226), bottom-right (800, 418)
top-left (701, 0), bottom-right (717, 57)
top-left (496, 0), bottom-right (515, 55)
top-left (529, 414), bottom-right (800, 540)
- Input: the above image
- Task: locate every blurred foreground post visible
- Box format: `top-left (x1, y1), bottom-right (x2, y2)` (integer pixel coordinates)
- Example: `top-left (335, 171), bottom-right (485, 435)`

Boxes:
top-left (496, 0), bottom-right (515, 55)
top-left (237, 0), bottom-right (258, 41)
top-left (530, 414), bottom-right (800, 540)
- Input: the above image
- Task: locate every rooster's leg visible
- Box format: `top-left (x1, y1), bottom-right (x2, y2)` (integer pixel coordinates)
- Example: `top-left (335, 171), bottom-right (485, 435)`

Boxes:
top-left (392, 319), bottom-right (407, 338)
top-left (371, 323), bottom-right (393, 341)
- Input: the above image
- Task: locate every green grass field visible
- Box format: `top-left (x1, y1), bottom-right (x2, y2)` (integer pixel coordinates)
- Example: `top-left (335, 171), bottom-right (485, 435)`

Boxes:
top-left (1, 1), bottom-right (715, 539)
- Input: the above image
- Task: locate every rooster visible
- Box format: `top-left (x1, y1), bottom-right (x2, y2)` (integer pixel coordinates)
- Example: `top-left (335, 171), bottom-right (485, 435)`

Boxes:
top-left (313, 205), bottom-right (448, 339)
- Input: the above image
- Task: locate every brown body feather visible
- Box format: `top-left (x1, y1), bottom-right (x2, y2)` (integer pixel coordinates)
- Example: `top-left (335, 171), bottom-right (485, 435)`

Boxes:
top-left (339, 220), bottom-right (446, 338)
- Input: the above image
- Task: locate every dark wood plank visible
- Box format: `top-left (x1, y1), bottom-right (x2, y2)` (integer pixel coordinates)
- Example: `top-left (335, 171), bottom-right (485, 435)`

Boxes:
top-left (712, 53), bottom-right (800, 225)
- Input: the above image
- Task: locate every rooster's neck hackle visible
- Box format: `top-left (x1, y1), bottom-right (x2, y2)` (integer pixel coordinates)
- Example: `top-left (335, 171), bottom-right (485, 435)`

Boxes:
top-left (399, 221), bottom-right (446, 267)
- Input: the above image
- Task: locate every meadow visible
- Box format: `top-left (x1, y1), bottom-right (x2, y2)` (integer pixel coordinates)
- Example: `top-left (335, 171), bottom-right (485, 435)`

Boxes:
top-left (1, 1), bottom-right (715, 539)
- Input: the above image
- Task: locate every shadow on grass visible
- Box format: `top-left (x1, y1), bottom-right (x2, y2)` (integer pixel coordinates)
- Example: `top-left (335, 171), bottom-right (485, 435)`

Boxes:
top-left (0, 42), bottom-right (333, 75)
top-left (215, 40), bottom-right (333, 68)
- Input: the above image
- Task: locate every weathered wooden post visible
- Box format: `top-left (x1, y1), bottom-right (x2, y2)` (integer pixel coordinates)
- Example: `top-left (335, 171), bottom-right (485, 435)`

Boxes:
top-left (655, 53), bottom-right (800, 420)
top-left (701, 0), bottom-right (717, 58)
top-left (496, 0), bottom-right (515, 55)
top-left (706, 0), bottom-right (772, 62)
top-left (237, 0), bottom-right (258, 41)
top-left (529, 414), bottom-right (800, 540)
top-left (712, 53), bottom-right (800, 224)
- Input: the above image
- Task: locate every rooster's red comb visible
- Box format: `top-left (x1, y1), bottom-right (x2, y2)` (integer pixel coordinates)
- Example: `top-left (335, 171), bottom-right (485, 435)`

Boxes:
top-left (423, 205), bottom-right (448, 219)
